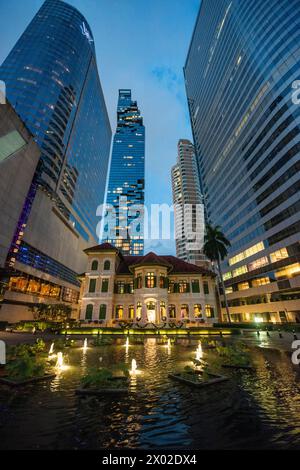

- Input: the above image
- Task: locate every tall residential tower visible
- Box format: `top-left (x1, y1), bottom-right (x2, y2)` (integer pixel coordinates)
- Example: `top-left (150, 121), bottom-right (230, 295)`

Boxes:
top-left (0, 0), bottom-right (111, 320)
top-left (185, 0), bottom-right (300, 323)
top-left (171, 139), bottom-right (206, 266)
top-left (104, 89), bottom-right (145, 255)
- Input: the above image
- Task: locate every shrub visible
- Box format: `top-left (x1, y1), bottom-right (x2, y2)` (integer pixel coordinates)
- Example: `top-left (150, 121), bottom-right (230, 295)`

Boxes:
top-left (82, 363), bottom-right (129, 389)
top-left (6, 352), bottom-right (46, 380)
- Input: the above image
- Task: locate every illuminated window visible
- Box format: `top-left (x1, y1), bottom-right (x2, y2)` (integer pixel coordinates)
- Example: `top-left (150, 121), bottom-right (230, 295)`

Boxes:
top-left (232, 265), bottom-right (248, 277)
top-left (9, 276), bottom-right (28, 292)
top-left (252, 277), bottom-right (270, 287)
top-left (160, 301), bottom-right (166, 320)
top-left (159, 274), bottom-right (167, 289)
top-left (181, 304), bottom-right (189, 319)
top-left (179, 280), bottom-right (189, 293)
top-left (115, 305), bottom-right (123, 319)
top-left (248, 256), bottom-right (269, 271)
top-left (85, 304), bottom-right (93, 320)
top-left (128, 305), bottom-right (135, 320)
top-left (40, 283), bottom-right (51, 296)
top-left (225, 287), bottom-right (233, 294)
top-left (238, 282), bottom-right (249, 291)
top-left (270, 248), bottom-right (288, 263)
top-left (275, 263), bottom-right (300, 280)
top-left (168, 304), bottom-right (176, 319)
top-left (205, 305), bottom-right (215, 318)
top-left (116, 281), bottom-right (125, 294)
top-left (27, 279), bottom-right (40, 294)
top-left (194, 304), bottom-right (202, 318)
top-left (146, 272), bottom-right (156, 288)
top-left (229, 242), bottom-right (265, 266)
top-left (223, 272), bottom-right (232, 281)
top-left (168, 280), bottom-right (175, 293)
top-left (50, 286), bottom-right (60, 298)
top-left (135, 275), bottom-right (143, 289)
top-left (136, 302), bottom-right (142, 320)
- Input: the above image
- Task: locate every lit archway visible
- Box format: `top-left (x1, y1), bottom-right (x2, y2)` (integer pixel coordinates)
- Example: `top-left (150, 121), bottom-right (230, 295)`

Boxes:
top-left (146, 300), bottom-right (156, 323)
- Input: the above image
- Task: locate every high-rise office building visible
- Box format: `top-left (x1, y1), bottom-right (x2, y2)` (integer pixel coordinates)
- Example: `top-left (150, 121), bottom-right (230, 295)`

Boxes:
top-left (104, 89), bottom-right (145, 255)
top-left (171, 139), bottom-right (206, 266)
top-left (185, 0), bottom-right (300, 323)
top-left (0, 0), bottom-right (111, 321)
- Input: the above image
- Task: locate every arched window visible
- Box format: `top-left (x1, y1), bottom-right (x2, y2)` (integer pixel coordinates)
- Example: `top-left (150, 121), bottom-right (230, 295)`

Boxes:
top-left (168, 304), bottom-right (176, 319)
top-left (194, 304), bottom-right (202, 319)
top-left (99, 304), bottom-right (107, 320)
top-left (181, 304), bottom-right (189, 319)
top-left (128, 305), bottom-right (135, 320)
top-left (91, 260), bottom-right (98, 271)
top-left (104, 260), bottom-right (111, 271)
top-left (160, 301), bottom-right (166, 321)
top-left (115, 305), bottom-right (123, 319)
top-left (136, 302), bottom-right (142, 320)
top-left (85, 304), bottom-right (93, 320)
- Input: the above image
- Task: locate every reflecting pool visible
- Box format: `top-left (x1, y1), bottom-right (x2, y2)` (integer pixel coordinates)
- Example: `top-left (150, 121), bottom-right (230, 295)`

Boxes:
top-left (0, 335), bottom-right (300, 450)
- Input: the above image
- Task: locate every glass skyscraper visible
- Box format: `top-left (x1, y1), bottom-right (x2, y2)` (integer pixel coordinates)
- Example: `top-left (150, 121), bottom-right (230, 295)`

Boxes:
top-left (185, 0), bottom-right (300, 323)
top-left (0, 0), bottom-right (111, 320)
top-left (171, 139), bottom-right (206, 266)
top-left (0, 0), bottom-right (111, 243)
top-left (104, 89), bottom-right (145, 255)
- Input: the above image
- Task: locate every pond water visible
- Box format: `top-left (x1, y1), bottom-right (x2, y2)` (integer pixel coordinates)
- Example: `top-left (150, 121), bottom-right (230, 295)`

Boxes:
top-left (0, 335), bottom-right (300, 450)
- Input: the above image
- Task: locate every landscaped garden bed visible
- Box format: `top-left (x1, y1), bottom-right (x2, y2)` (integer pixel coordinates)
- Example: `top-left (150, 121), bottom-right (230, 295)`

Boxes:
top-left (0, 339), bottom-right (56, 387)
top-left (76, 365), bottom-right (130, 397)
top-left (169, 366), bottom-right (228, 388)
top-left (215, 342), bottom-right (255, 370)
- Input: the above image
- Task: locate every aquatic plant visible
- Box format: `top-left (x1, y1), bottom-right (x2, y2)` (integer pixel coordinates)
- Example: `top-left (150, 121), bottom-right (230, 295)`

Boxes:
top-left (6, 352), bottom-right (46, 381)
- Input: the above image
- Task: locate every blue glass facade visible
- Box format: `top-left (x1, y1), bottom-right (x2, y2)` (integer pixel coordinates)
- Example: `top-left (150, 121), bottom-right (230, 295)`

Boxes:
top-left (185, 0), bottom-right (300, 322)
top-left (0, 0), bottom-right (111, 240)
top-left (104, 89), bottom-right (145, 255)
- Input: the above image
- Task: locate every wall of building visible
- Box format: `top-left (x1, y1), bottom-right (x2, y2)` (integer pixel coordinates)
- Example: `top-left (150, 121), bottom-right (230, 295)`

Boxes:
top-left (0, 103), bottom-right (40, 267)
top-left (24, 188), bottom-right (90, 275)
top-left (79, 251), bottom-right (219, 326)
top-left (185, 0), bottom-right (300, 322)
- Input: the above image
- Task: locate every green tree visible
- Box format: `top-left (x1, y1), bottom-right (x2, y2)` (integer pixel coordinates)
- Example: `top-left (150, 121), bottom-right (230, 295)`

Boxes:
top-left (203, 224), bottom-right (231, 323)
top-left (29, 303), bottom-right (72, 323)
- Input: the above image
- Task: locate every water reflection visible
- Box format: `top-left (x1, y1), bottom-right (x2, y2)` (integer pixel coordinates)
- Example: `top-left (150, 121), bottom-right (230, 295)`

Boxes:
top-left (0, 336), bottom-right (300, 449)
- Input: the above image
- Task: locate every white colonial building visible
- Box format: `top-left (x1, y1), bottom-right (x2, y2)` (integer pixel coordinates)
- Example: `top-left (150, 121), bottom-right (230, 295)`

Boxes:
top-left (79, 243), bottom-right (219, 326)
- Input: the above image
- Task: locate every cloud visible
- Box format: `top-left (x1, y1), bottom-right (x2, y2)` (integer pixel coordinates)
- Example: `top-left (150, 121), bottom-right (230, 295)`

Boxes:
top-left (152, 66), bottom-right (184, 94)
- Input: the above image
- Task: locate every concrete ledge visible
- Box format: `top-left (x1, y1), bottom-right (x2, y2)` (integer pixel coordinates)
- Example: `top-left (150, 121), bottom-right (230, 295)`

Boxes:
top-left (169, 372), bottom-right (228, 388)
top-left (0, 373), bottom-right (56, 387)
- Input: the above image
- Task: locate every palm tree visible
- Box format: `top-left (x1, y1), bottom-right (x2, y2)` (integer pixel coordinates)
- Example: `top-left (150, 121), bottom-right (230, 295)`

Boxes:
top-left (203, 224), bottom-right (231, 323)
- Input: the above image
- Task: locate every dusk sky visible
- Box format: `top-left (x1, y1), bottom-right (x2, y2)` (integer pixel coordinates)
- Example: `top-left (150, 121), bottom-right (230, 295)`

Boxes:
top-left (0, 0), bottom-right (201, 254)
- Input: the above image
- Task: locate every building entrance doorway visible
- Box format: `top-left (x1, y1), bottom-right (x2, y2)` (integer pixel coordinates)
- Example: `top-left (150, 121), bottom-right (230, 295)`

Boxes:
top-left (147, 301), bottom-right (156, 323)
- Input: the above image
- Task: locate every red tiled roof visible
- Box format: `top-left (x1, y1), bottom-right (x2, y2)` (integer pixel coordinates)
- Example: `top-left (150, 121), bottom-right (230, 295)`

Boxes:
top-left (160, 256), bottom-right (215, 276)
top-left (116, 253), bottom-right (215, 276)
top-left (130, 252), bottom-right (172, 269)
top-left (84, 242), bottom-right (119, 254)
top-left (82, 242), bottom-right (215, 276)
